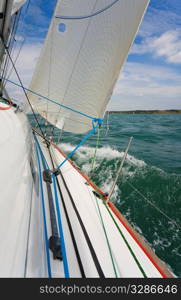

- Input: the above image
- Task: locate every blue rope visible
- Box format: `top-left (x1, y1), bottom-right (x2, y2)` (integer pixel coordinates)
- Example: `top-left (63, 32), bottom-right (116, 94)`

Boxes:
top-left (34, 134), bottom-right (49, 169)
top-left (34, 134), bottom-right (70, 278)
top-left (55, 0), bottom-right (120, 20)
top-left (52, 174), bottom-right (70, 278)
top-left (56, 121), bottom-right (100, 170)
top-left (5, 78), bottom-right (103, 123)
top-left (35, 143), bottom-right (52, 278)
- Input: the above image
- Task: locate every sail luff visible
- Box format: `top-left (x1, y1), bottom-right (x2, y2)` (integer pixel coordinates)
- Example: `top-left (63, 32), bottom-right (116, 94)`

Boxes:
top-left (28, 0), bottom-right (150, 134)
top-left (11, 0), bottom-right (27, 15)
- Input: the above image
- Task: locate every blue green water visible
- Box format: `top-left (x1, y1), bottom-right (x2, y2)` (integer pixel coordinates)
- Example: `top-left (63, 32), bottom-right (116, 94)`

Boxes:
top-left (30, 114), bottom-right (181, 277)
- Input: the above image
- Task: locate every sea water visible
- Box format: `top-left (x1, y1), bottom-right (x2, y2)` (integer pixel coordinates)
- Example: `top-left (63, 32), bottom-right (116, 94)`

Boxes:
top-left (30, 113), bottom-right (181, 277)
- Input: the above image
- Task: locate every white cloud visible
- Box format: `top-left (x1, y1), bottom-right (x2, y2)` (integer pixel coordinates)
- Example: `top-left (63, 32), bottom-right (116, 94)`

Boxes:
top-left (6, 44), bottom-right (181, 110)
top-left (109, 62), bottom-right (181, 110)
top-left (5, 42), bottom-right (42, 103)
top-left (138, 7), bottom-right (181, 38)
top-left (132, 30), bottom-right (181, 64)
top-left (114, 62), bottom-right (181, 97)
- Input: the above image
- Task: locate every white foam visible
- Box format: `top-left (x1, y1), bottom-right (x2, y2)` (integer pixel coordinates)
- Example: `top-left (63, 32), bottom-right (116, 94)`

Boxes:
top-left (59, 143), bottom-right (146, 167)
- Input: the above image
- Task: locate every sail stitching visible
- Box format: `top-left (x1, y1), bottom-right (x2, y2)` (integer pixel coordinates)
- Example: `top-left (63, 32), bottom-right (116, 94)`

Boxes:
top-left (55, 0), bottom-right (120, 20)
top-left (54, 0), bottom-right (99, 127)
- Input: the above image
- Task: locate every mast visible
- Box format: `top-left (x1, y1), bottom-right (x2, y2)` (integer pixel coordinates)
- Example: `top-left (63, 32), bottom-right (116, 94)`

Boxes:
top-left (0, 0), bottom-right (27, 98)
top-left (0, 0), bottom-right (14, 65)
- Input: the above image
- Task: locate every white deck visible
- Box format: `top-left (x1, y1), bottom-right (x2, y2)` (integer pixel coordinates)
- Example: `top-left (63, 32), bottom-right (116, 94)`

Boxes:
top-left (0, 107), bottom-right (172, 277)
top-left (47, 142), bottom-right (164, 278)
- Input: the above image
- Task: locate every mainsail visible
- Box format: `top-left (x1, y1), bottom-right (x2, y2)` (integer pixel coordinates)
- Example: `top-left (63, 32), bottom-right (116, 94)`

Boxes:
top-left (12, 0), bottom-right (27, 15)
top-left (29, 0), bottom-right (149, 134)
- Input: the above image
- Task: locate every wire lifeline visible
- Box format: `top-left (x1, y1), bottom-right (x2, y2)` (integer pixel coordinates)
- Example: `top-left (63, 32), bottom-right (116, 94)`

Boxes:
top-left (127, 182), bottom-right (181, 230)
top-left (33, 127), bottom-right (107, 199)
top-left (56, 121), bottom-right (100, 170)
top-left (35, 143), bottom-right (52, 278)
top-left (5, 78), bottom-right (103, 123)
top-left (34, 134), bottom-right (70, 277)
top-left (55, 0), bottom-right (120, 20)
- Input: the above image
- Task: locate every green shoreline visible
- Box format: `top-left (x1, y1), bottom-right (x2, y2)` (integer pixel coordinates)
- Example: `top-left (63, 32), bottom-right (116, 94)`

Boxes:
top-left (107, 110), bottom-right (181, 114)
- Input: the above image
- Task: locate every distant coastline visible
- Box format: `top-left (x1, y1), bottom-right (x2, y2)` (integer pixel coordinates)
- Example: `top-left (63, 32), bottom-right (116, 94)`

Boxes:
top-left (107, 110), bottom-right (181, 114)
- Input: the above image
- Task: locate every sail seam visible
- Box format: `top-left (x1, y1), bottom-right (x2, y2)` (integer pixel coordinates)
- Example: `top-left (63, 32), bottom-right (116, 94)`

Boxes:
top-left (54, 0), bottom-right (98, 127)
top-left (55, 0), bottom-right (120, 20)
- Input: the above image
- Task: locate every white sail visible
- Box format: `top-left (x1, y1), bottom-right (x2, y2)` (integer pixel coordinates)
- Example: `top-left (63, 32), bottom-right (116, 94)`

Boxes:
top-left (12, 0), bottom-right (27, 15)
top-left (29, 0), bottom-right (149, 134)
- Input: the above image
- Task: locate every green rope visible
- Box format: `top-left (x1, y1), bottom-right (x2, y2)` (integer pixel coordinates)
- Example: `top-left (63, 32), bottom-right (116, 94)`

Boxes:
top-left (105, 204), bottom-right (147, 278)
top-left (91, 126), bottom-right (100, 172)
top-left (93, 194), bottom-right (118, 277)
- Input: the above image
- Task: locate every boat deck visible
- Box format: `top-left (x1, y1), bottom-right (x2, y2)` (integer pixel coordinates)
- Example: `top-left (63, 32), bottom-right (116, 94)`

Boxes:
top-left (35, 134), bottom-right (173, 278)
top-left (0, 107), bottom-right (174, 277)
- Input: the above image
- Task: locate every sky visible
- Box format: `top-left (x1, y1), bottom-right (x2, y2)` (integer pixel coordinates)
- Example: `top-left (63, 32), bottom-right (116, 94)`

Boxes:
top-left (6, 0), bottom-right (181, 111)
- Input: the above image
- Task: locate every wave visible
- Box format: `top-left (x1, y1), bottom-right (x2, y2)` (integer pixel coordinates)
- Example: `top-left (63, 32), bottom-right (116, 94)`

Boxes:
top-left (58, 142), bottom-right (181, 276)
top-left (59, 143), bottom-right (147, 201)
top-left (59, 143), bottom-right (146, 166)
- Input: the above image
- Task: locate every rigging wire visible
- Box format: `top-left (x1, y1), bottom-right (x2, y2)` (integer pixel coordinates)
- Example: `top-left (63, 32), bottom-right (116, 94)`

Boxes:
top-left (55, 121), bottom-right (100, 171)
top-left (5, 78), bottom-right (103, 123)
top-left (2, 39), bottom-right (46, 139)
top-left (4, 0), bottom-right (32, 86)
top-left (46, 22), bottom-right (54, 135)
top-left (127, 181), bottom-right (181, 230)
top-left (1, 11), bottom-right (20, 85)
top-left (3, 5), bottom-right (23, 80)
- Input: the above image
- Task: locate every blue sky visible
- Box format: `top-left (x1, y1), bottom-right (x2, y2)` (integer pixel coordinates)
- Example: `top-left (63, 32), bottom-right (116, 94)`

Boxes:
top-left (7, 0), bottom-right (181, 110)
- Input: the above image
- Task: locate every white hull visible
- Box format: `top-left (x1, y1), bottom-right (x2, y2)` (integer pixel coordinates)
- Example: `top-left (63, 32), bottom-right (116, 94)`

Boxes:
top-left (0, 107), bottom-right (174, 277)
